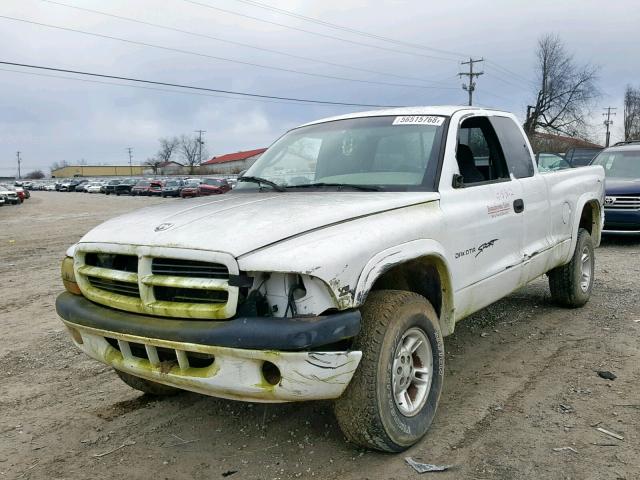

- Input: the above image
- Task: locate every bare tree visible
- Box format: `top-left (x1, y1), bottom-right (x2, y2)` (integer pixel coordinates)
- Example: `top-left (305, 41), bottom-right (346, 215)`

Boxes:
top-left (157, 136), bottom-right (179, 163)
top-left (179, 134), bottom-right (201, 174)
top-left (624, 85), bottom-right (640, 141)
top-left (25, 169), bottom-right (45, 179)
top-left (144, 136), bottom-right (180, 174)
top-left (524, 34), bottom-right (600, 137)
top-left (50, 160), bottom-right (68, 172)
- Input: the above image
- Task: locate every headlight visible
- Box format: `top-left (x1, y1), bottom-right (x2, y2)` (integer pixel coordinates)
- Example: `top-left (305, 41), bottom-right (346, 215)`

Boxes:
top-left (61, 256), bottom-right (82, 295)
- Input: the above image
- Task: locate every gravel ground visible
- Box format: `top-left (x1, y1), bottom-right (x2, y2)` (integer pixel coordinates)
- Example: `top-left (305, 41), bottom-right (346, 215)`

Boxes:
top-left (0, 192), bottom-right (638, 480)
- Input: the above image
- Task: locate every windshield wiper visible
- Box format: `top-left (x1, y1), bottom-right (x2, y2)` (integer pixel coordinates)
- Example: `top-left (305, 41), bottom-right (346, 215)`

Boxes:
top-left (237, 176), bottom-right (285, 192)
top-left (285, 182), bottom-right (382, 191)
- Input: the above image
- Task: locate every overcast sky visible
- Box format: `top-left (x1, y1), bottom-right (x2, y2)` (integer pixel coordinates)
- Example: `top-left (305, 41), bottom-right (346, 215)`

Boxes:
top-left (1, 0), bottom-right (638, 176)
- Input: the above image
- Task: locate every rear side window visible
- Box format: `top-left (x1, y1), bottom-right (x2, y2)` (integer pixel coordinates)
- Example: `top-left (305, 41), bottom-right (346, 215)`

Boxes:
top-left (490, 116), bottom-right (534, 178)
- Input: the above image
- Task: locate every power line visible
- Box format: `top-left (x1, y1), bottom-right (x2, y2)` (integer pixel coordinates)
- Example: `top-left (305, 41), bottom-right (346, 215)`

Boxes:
top-left (0, 15), bottom-right (458, 91)
top-left (231, 0), bottom-right (469, 59)
top-left (40, 0), bottom-right (453, 88)
top-left (0, 61), bottom-right (403, 108)
top-left (484, 60), bottom-right (536, 87)
top-left (603, 107), bottom-right (616, 147)
top-left (180, 0), bottom-right (460, 63)
top-left (0, 66), bottom-right (366, 107)
top-left (458, 58), bottom-right (484, 106)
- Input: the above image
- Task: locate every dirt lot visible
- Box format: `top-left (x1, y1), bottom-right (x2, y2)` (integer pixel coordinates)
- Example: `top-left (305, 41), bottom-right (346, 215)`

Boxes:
top-left (1, 192), bottom-right (638, 479)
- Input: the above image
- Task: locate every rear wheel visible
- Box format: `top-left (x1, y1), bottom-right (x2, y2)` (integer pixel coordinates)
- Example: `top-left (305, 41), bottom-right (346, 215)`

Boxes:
top-left (548, 228), bottom-right (594, 307)
top-left (114, 369), bottom-right (181, 396)
top-left (334, 290), bottom-right (444, 452)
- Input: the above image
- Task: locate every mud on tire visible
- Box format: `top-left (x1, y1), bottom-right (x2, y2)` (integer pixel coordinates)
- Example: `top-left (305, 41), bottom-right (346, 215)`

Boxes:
top-left (548, 228), bottom-right (595, 308)
top-left (114, 369), bottom-right (181, 396)
top-left (333, 290), bottom-right (444, 452)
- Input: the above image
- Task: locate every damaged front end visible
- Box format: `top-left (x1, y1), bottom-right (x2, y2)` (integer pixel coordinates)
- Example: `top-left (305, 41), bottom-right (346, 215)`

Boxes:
top-left (56, 243), bottom-right (363, 402)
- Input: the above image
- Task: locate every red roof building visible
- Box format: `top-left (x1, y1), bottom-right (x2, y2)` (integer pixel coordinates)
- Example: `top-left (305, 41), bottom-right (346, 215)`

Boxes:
top-left (201, 148), bottom-right (267, 174)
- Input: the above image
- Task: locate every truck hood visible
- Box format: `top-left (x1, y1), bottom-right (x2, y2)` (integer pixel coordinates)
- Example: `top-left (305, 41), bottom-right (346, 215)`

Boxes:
top-left (79, 191), bottom-right (439, 257)
top-left (605, 178), bottom-right (640, 195)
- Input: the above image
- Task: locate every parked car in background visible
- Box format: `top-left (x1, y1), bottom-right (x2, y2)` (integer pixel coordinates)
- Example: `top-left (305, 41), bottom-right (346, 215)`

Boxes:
top-left (0, 184), bottom-right (21, 204)
top-left (565, 147), bottom-right (603, 167)
top-left (104, 179), bottom-right (121, 194)
top-left (15, 185), bottom-right (30, 199)
top-left (591, 141), bottom-right (640, 233)
top-left (114, 178), bottom-right (137, 195)
top-left (68, 179), bottom-right (89, 192)
top-left (198, 178), bottom-right (232, 196)
top-left (131, 180), bottom-right (162, 196)
top-left (86, 182), bottom-right (103, 194)
top-left (0, 195), bottom-right (4, 207)
top-left (161, 179), bottom-right (184, 197)
top-left (179, 180), bottom-right (201, 198)
top-left (45, 184), bottom-right (56, 191)
top-left (536, 153), bottom-right (572, 173)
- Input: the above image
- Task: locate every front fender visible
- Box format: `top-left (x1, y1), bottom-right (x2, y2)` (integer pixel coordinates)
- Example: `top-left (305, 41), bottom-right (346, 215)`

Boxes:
top-left (354, 239), bottom-right (455, 335)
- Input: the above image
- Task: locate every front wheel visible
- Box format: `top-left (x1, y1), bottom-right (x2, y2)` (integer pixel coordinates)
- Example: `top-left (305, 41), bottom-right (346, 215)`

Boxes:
top-left (548, 227), bottom-right (594, 307)
top-left (334, 290), bottom-right (444, 452)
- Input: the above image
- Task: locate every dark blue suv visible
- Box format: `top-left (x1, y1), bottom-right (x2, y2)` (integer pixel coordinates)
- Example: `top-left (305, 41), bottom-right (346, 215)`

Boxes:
top-left (591, 142), bottom-right (640, 233)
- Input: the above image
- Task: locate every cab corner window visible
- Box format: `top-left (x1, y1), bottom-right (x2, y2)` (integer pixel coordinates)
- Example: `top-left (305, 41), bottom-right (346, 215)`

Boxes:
top-left (490, 116), bottom-right (535, 178)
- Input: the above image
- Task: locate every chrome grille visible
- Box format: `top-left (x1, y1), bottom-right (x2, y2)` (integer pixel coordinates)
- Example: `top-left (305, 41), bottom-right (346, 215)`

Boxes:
top-left (605, 196), bottom-right (640, 210)
top-left (74, 244), bottom-right (239, 319)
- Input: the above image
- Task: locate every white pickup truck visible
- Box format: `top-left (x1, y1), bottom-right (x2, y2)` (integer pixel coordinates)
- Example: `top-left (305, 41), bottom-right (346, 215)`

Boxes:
top-left (56, 106), bottom-right (604, 452)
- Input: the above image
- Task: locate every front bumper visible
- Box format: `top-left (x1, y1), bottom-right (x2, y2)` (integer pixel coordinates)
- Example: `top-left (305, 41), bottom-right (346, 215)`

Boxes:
top-left (603, 208), bottom-right (640, 233)
top-left (56, 293), bottom-right (362, 402)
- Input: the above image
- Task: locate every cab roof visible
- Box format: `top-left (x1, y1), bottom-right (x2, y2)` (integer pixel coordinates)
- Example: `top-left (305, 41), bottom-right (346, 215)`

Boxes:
top-left (298, 105), bottom-right (506, 128)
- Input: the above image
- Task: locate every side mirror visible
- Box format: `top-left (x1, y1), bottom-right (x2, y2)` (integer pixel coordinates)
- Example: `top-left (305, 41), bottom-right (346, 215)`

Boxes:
top-left (452, 174), bottom-right (465, 189)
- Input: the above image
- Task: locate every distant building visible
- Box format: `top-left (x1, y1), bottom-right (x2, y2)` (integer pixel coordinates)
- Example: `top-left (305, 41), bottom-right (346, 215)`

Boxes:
top-left (201, 148), bottom-right (266, 174)
top-left (157, 161), bottom-right (184, 175)
top-left (51, 165), bottom-right (149, 178)
top-left (529, 132), bottom-right (602, 154)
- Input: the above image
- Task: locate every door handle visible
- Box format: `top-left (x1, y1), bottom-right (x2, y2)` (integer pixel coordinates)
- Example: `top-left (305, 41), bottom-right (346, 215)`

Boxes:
top-left (513, 199), bottom-right (524, 213)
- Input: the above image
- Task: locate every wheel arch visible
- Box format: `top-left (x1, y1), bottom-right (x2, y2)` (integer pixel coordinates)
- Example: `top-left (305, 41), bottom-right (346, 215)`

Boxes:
top-left (570, 197), bottom-right (603, 256)
top-left (354, 240), bottom-right (455, 336)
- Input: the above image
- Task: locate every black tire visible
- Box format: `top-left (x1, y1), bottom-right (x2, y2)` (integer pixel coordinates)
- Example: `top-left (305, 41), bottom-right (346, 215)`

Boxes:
top-left (548, 228), bottom-right (594, 308)
top-left (334, 290), bottom-right (444, 452)
top-left (114, 369), bottom-right (181, 396)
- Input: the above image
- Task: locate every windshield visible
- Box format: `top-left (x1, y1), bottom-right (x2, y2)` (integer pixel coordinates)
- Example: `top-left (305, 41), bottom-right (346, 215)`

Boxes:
top-left (136, 181), bottom-right (150, 187)
top-left (592, 149), bottom-right (640, 179)
top-left (165, 181), bottom-right (179, 186)
top-left (185, 181), bottom-right (200, 187)
top-left (237, 115), bottom-right (447, 191)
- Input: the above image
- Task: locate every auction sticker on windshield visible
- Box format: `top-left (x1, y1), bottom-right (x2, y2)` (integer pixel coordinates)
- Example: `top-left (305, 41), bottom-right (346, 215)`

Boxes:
top-left (392, 115), bottom-right (445, 126)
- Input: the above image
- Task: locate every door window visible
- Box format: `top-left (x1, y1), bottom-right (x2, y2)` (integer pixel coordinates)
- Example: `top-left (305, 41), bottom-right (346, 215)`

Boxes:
top-left (457, 117), bottom-right (510, 186)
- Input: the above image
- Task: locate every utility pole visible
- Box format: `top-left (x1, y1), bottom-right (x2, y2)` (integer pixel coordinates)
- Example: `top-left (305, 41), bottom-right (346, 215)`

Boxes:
top-left (458, 58), bottom-right (484, 106)
top-left (127, 147), bottom-right (133, 175)
top-left (195, 130), bottom-right (206, 165)
top-left (603, 107), bottom-right (617, 147)
top-left (16, 151), bottom-right (21, 179)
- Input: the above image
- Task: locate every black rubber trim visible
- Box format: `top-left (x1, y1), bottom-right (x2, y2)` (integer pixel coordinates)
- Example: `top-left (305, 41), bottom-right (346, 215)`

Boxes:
top-left (56, 292), bottom-right (360, 351)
